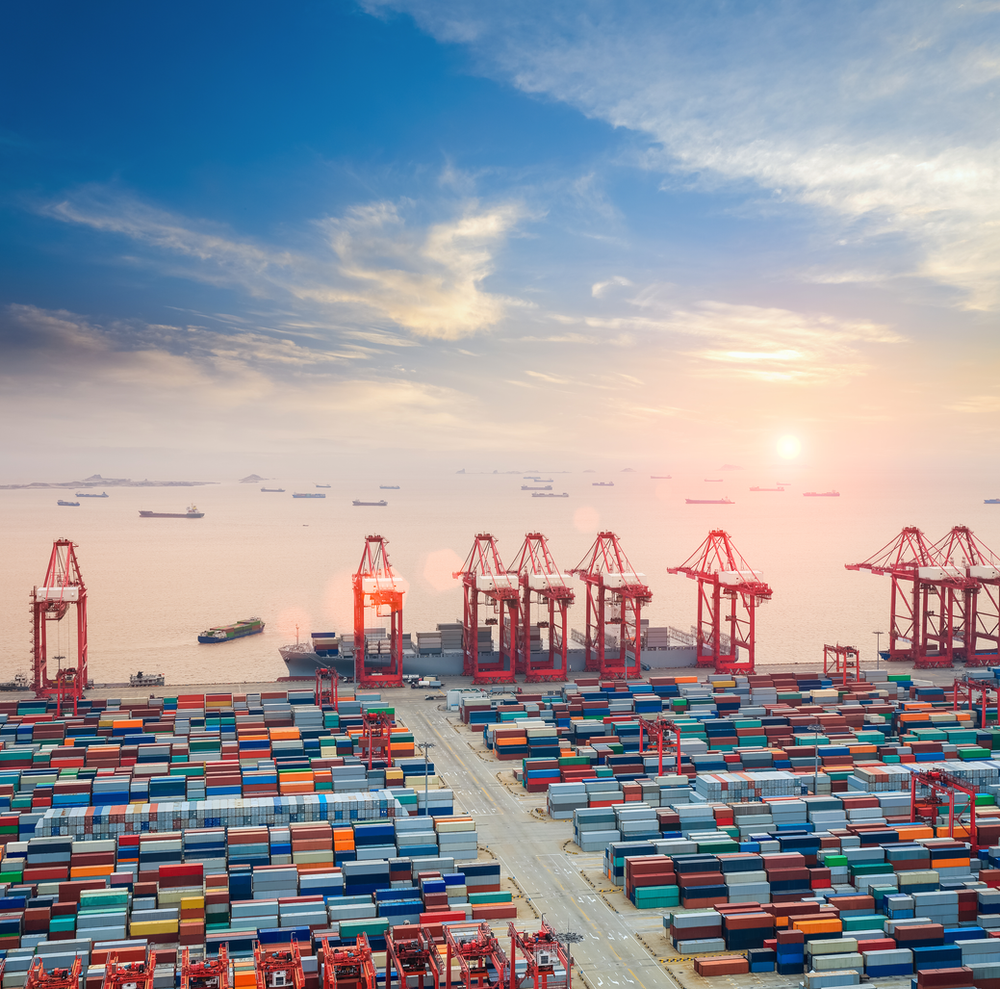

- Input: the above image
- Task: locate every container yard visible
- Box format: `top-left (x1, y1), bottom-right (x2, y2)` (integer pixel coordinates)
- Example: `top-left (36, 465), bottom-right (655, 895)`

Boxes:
top-left (0, 665), bottom-right (999, 989)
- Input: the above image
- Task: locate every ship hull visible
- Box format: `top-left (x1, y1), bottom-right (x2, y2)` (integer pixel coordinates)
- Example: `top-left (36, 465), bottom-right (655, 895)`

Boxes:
top-left (199, 620), bottom-right (265, 644)
top-left (139, 512), bottom-right (204, 518)
top-left (279, 643), bottom-right (700, 678)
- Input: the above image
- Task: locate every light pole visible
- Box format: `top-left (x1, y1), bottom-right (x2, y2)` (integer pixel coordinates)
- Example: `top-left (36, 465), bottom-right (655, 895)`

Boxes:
top-left (551, 931), bottom-right (583, 988)
top-left (873, 630), bottom-right (884, 669)
top-left (803, 723), bottom-right (825, 795)
top-left (418, 741), bottom-right (435, 816)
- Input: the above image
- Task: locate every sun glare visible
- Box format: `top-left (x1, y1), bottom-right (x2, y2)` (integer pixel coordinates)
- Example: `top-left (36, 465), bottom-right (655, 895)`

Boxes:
top-left (777, 435), bottom-right (801, 459)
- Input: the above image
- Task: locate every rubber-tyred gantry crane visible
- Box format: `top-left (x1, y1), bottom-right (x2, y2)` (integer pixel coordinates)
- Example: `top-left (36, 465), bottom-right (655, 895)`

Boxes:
top-left (507, 921), bottom-right (571, 989)
top-left (931, 525), bottom-right (1000, 666)
top-left (569, 532), bottom-right (651, 679)
top-left (454, 535), bottom-right (519, 684)
top-left (953, 676), bottom-right (998, 731)
top-left (846, 526), bottom-right (977, 668)
top-left (353, 535), bottom-right (404, 689)
top-left (508, 533), bottom-right (574, 682)
top-left (32, 538), bottom-right (88, 713)
top-left (668, 530), bottom-right (771, 675)
top-left (181, 946), bottom-right (229, 989)
top-left (359, 709), bottom-right (395, 769)
top-left (386, 926), bottom-right (443, 989)
top-left (909, 768), bottom-right (980, 850)
top-left (254, 942), bottom-right (304, 989)
top-left (823, 644), bottom-right (860, 685)
top-left (25, 956), bottom-right (81, 989)
top-left (315, 667), bottom-right (339, 710)
top-left (444, 923), bottom-right (509, 989)
top-left (103, 952), bottom-right (157, 989)
top-left (637, 717), bottom-right (684, 776)
top-left (320, 934), bottom-right (377, 989)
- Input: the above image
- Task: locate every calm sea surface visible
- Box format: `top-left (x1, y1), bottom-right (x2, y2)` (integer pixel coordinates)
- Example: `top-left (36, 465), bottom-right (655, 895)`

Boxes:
top-left (2, 469), bottom-right (998, 684)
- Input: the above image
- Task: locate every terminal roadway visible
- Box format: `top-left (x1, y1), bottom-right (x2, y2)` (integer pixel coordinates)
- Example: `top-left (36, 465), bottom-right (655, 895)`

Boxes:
top-left (401, 699), bottom-right (678, 989)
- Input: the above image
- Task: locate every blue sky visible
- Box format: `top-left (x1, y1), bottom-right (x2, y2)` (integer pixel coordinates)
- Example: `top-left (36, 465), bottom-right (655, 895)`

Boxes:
top-left (2, 0), bottom-right (999, 478)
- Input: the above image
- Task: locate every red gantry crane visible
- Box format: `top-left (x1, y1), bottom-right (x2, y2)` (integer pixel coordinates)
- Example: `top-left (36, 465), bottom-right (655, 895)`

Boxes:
top-left (444, 923), bottom-right (509, 989)
top-left (315, 667), bottom-right (339, 710)
top-left (254, 943), bottom-right (304, 989)
top-left (507, 921), bottom-right (572, 989)
top-left (358, 709), bottom-right (395, 770)
top-left (569, 532), bottom-right (651, 680)
top-left (320, 934), bottom-right (377, 989)
top-left (353, 535), bottom-right (404, 689)
top-left (846, 527), bottom-right (977, 669)
top-left (823, 644), bottom-right (860, 685)
top-left (385, 926), bottom-right (443, 989)
top-left (508, 533), bottom-right (574, 682)
top-left (931, 525), bottom-right (1000, 666)
top-left (909, 768), bottom-right (980, 850)
top-left (32, 538), bottom-right (88, 714)
top-left (181, 946), bottom-right (229, 989)
top-left (103, 952), bottom-right (157, 989)
top-left (454, 535), bottom-right (519, 684)
top-left (25, 957), bottom-right (81, 989)
top-left (668, 530), bottom-right (772, 675)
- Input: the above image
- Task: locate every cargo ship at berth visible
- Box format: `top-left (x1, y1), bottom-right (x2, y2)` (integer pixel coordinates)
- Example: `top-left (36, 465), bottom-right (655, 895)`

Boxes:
top-left (280, 625), bottom-right (699, 677)
top-left (685, 497), bottom-right (734, 505)
top-left (198, 617), bottom-right (265, 644)
top-left (139, 504), bottom-right (204, 518)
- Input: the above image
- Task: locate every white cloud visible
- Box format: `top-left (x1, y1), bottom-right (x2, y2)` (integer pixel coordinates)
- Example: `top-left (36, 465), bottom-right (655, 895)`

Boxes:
top-left (591, 275), bottom-right (633, 298)
top-left (41, 189), bottom-right (527, 340)
top-left (368, 0), bottom-right (1000, 308)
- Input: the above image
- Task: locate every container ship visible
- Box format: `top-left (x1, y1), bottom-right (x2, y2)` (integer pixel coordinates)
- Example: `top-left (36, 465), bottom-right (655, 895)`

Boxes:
top-left (260, 487), bottom-right (285, 492)
top-left (749, 486), bottom-right (784, 492)
top-left (803, 490), bottom-right (840, 497)
top-left (57, 499), bottom-right (80, 507)
top-left (76, 491), bottom-right (109, 497)
top-left (198, 617), bottom-right (265, 644)
top-left (685, 497), bottom-right (734, 505)
top-left (139, 504), bottom-right (204, 518)
top-left (279, 626), bottom-right (699, 677)
top-left (532, 492), bottom-right (569, 498)
top-left (292, 492), bottom-right (325, 499)
top-left (986, 498), bottom-right (1000, 505)
top-left (353, 499), bottom-right (388, 507)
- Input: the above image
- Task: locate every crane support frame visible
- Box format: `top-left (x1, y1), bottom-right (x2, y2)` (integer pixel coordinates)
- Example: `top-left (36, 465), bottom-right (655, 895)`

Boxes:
top-left (454, 535), bottom-right (518, 684)
top-left (315, 667), bottom-right (339, 710)
top-left (508, 533), bottom-right (574, 682)
top-left (569, 532), bottom-right (650, 680)
top-left (32, 538), bottom-right (88, 713)
top-left (353, 535), bottom-right (405, 689)
top-left (668, 529), bottom-right (771, 675)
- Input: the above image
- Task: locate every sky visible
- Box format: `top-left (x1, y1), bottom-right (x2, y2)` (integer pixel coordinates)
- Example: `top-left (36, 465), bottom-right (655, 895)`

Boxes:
top-left (2, 0), bottom-right (999, 479)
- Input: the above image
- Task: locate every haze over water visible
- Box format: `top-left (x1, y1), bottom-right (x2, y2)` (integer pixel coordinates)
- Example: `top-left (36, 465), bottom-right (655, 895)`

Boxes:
top-left (3, 467), bottom-right (999, 685)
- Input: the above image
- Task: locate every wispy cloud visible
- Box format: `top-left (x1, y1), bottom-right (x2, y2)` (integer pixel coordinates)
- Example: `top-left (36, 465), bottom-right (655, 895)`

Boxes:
top-left (369, 1), bottom-right (1000, 308)
top-left (40, 189), bottom-right (528, 340)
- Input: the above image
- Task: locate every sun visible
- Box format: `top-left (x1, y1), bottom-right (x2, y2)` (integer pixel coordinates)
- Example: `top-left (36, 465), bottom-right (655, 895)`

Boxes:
top-left (777, 435), bottom-right (801, 459)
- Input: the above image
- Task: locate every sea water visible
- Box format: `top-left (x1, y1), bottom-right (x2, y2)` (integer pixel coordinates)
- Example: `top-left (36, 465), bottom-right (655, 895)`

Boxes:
top-left (1, 468), bottom-right (998, 684)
